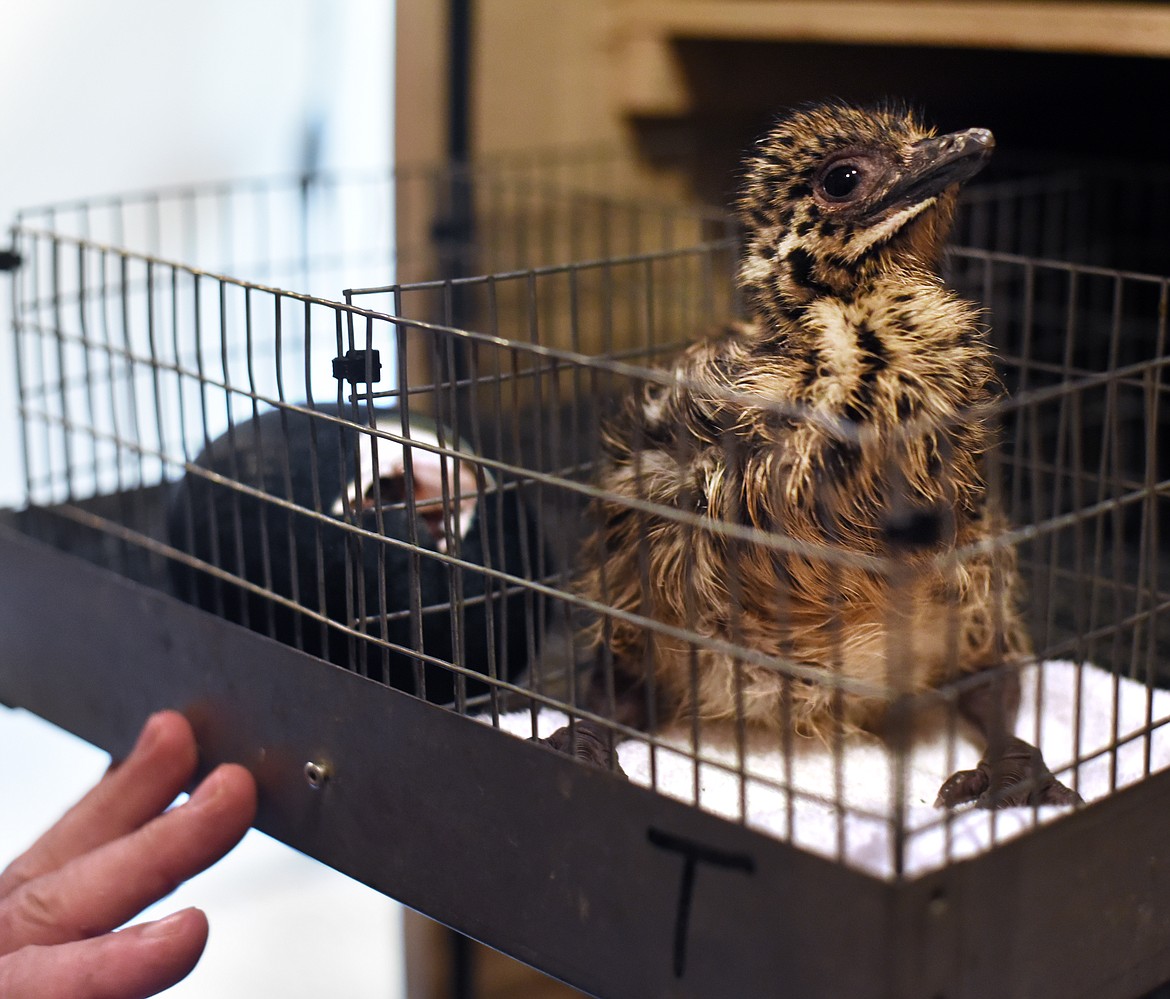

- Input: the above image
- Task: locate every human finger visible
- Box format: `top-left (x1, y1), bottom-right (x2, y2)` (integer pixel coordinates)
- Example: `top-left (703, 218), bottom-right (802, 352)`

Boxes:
top-left (0, 711), bottom-right (199, 899)
top-left (0, 763), bottom-right (256, 953)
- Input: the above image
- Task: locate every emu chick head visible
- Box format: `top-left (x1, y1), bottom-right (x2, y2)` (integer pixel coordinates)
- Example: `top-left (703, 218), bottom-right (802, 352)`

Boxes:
top-left (738, 101), bottom-right (993, 327)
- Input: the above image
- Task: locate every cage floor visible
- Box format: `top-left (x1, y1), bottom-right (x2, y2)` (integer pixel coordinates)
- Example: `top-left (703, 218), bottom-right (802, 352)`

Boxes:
top-left (498, 658), bottom-right (1170, 878)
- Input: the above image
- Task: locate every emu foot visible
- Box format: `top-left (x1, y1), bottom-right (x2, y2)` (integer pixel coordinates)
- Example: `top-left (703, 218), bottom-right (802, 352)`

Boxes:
top-left (532, 721), bottom-right (627, 778)
top-left (935, 736), bottom-right (1082, 809)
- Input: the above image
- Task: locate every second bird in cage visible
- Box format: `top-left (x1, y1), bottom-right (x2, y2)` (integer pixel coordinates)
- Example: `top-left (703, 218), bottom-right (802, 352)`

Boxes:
top-left (167, 397), bottom-right (541, 708)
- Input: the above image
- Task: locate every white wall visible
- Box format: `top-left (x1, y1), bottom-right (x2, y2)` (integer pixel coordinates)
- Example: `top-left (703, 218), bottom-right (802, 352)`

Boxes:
top-left (0, 3), bottom-right (406, 996)
top-left (0, 0), bottom-right (395, 504)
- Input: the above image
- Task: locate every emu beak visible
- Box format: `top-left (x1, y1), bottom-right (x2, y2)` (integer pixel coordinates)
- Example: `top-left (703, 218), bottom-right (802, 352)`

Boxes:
top-left (875, 128), bottom-right (995, 214)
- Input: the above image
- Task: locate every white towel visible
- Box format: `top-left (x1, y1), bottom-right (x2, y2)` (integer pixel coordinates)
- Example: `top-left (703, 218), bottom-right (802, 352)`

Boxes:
top-left (493, 661), bottom-right (1170, 878)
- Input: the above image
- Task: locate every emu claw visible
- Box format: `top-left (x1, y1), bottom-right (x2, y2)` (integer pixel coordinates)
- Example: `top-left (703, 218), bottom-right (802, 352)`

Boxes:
top-left (935, 736), bottom-right (1082, 809)
top-left (533, 721), bottom-right (627, 778)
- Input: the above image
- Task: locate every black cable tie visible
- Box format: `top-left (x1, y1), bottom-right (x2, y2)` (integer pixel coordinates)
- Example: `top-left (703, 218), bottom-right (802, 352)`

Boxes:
top-left (0, 248), bottom-right (22, 272)
top-left (332, 348), bottom-right (382, 385)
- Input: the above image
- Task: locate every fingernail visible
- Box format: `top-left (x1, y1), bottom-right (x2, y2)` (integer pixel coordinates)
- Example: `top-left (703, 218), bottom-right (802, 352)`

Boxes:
top-left (107, 713), bottom-right (165, 774)
top-left (141, 908), bottom-right (197, 939)
top-left (134, 711), bottom-right (167, 754)
top-left (186, 765), bottom-right (227, 808)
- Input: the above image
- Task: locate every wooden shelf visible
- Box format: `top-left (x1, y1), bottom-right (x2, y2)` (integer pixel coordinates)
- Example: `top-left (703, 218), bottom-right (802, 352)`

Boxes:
top-left (611, 1), bottom-right (1170, 114)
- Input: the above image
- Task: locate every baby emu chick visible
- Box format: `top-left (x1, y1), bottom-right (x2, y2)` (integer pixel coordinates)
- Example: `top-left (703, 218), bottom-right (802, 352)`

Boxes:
top-left (541, 100), bottom-right (1079, 809)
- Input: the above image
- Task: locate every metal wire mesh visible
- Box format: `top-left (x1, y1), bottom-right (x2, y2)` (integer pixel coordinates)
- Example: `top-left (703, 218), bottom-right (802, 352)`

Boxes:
top-left (6, 162), bottom-right (1169, 883)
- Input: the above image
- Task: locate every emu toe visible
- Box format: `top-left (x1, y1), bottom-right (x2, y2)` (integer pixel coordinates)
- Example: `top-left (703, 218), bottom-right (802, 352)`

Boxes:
top-left (935, 737), bottom-right (1082, 809)
top-left (533, 722), bottom-right (628, 778)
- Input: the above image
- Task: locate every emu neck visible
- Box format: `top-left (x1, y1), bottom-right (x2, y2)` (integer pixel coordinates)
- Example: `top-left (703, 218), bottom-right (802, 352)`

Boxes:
top-left (759, 266), bottom-right (985, 429)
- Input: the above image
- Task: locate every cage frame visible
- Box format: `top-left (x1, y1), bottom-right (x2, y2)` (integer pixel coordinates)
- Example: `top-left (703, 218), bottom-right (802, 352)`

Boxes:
top-left (3, 164), bottom-right (1170, 998)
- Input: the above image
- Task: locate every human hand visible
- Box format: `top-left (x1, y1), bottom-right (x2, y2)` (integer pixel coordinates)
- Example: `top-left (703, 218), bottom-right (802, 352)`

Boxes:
top-left (0, 710), bottom-right (257, 999)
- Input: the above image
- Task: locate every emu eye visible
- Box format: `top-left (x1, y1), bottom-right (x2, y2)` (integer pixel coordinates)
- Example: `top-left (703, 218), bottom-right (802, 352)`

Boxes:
top-left (821, 163), bottom-right (863, 200)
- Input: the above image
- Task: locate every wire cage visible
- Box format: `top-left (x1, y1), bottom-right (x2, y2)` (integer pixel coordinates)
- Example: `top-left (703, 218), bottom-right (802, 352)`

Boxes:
top-left (3, 162), bottom-right (1170, 999)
